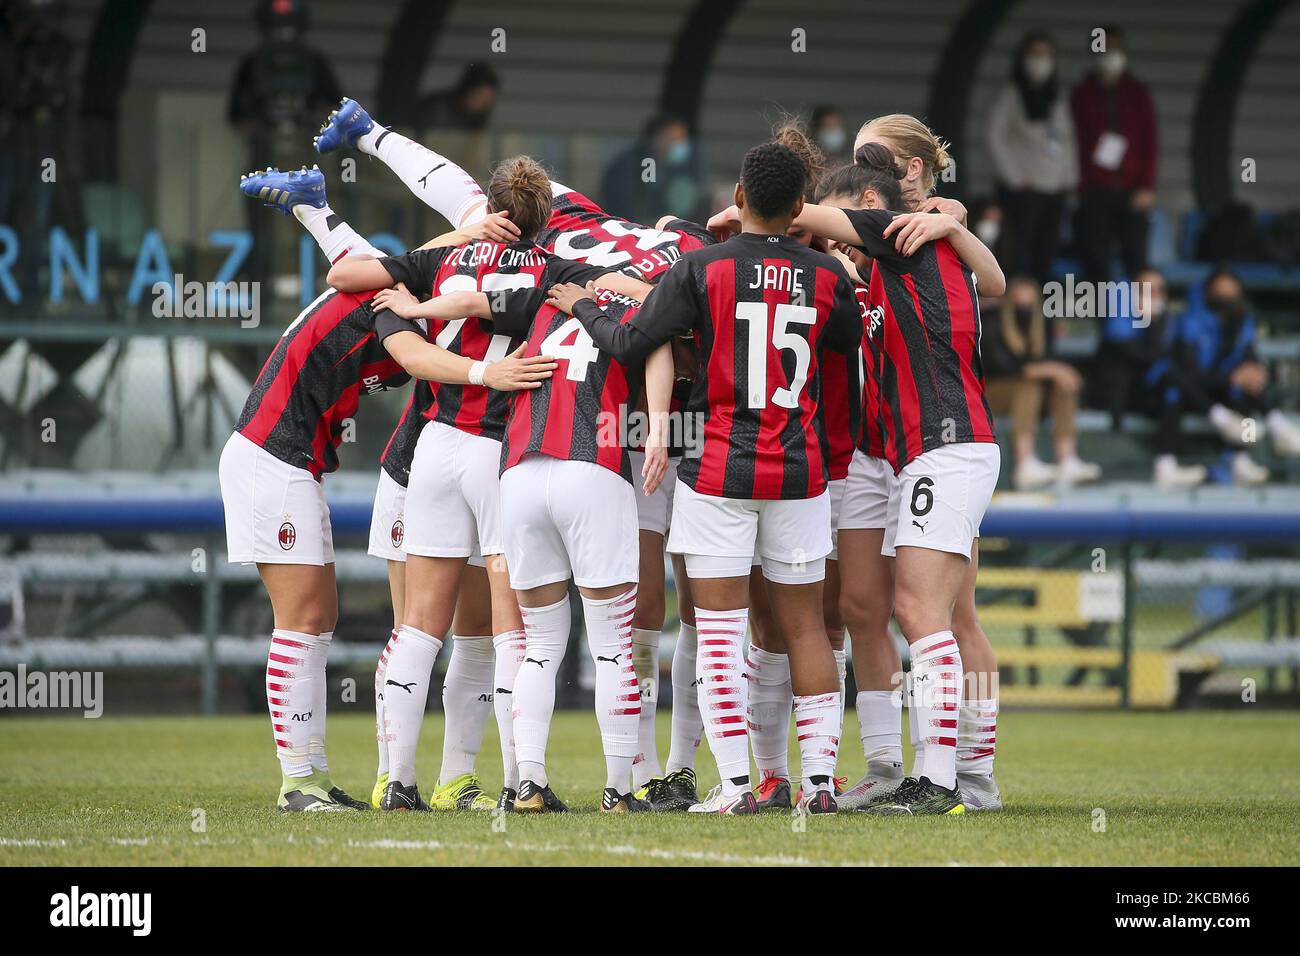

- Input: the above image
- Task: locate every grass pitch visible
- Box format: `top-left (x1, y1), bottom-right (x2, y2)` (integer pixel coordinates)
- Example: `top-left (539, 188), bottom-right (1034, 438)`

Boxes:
top-left (1, 710), bottom-right (1297, 866)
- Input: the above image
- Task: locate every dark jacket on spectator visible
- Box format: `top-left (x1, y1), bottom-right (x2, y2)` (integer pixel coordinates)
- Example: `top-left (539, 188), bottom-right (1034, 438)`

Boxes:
top-left (1070, 72), bottom-right (1158, 191)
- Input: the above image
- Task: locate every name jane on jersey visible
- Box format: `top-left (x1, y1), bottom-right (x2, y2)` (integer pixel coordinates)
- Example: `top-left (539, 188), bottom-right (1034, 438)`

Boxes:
top-left (748, 263), bottom-right (807, 297)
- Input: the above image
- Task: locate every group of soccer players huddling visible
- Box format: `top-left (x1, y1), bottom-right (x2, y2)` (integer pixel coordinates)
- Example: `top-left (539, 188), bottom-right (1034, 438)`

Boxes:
top-left (220, 95), bottom-right (1004, 818)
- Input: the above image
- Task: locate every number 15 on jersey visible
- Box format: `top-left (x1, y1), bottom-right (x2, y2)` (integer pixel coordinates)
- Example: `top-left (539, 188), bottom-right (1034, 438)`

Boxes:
top-left (736, 302), bottom-right (816, 410)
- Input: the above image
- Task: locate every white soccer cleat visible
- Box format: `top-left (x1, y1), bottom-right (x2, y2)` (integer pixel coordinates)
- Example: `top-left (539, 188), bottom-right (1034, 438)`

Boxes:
top-left (958, 771), bottom-right (1002, 812)
top-left (1232, 452), bottom-right (1269, 487)
top-left (687, 784), bottom-right (759, 815)
top-left (837, 771), bottom-right (905, 811)
top-left (1013, 455), bottom-right (1058, 491)
top-left (1057, 455), bottom-right (1102, 487)
top-left (1153, 455), bottom-right (1206, 489)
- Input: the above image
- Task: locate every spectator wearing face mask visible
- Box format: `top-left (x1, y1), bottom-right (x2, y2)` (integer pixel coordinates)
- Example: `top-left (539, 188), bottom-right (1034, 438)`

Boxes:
top-left (1070, 24), bottom-right (1157, 283)
top-left (984, 276), bottom-right (1101, 490)
top-left (600, 112), bottom-right (708, 226)
top-left (1095, 268), bottom-right (1208, 488)
top-left (418, 62), bottom-right (500, 131)
top-left (1160, 270), bottom-right (1300, 484)
top-left (986, 30), bottom-right (1077, 285)
top-left (810, 104), bottom-right (851, 164)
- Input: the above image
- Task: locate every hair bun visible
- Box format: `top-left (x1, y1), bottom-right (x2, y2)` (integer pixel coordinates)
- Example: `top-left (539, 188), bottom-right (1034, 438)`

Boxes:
top-left (853, 142), bottom-right (904, 181)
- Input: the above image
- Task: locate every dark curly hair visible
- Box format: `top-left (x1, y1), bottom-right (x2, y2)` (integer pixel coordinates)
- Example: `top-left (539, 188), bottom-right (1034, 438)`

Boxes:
top-left (740, 142), bottom-right (807, 220)
top-left (816, 144), bottom-right (905, 211)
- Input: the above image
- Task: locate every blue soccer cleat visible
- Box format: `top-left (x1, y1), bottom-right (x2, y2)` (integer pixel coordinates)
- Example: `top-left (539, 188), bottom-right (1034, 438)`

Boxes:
top-left (314, 97), bottom-right (374, 153)
top-left (239, 166), bottom-right (326, 215)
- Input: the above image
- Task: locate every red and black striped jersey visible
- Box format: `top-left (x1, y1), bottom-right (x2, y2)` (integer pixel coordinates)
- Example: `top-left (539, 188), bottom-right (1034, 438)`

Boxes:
top-left (501, 288), bottom-right (644, 482)
top-left (537, 187), bottom-right (714, 283)
top-left (819, 321), bottom-right (862, 482)
top-left (379, 378), bottom-right (434, 487)
top-left (236, 289), bottom-right (421, 478)
top-left (571, 233), bottom-right (862, 500)
top-left (843, 209), bottom-right (996, 472)
top-left (378, 241), bottom-right (613, 442)
top-left (856, 284), bottom-right (889, 460)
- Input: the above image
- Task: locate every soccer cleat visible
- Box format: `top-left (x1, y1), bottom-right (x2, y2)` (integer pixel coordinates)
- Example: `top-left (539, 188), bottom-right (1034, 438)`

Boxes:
top-left (647, 768), bottom-right (697, 811)
top-left (429, 772), bottom-right (495, 811)
top-left (380, 780), bottom-right (431, 812)
top-left (371, 772), bottom-right (388, 810)
top-left (239, 166), bottom-right (326, 215)
top-left (837, 770), bottom-right (905, 811)
top-left (688, 784), bottom-right (760, 815)
top-left (858, 776), bottom-right (965, 816)
top-left (277, 782), bottom-right (347, 813)
top-left (497, 787), bottom-right (517, 813)
top-left (795, 775), bottom-right (849, 804)
top-left (753, 775), bottom-right (792, 811)
top-left (601, 788), bottom-right (652, 813)
top-left (327, 786), bottom-right (369, 810)
top-left (796, 789), bottom-right (838, 815)
top-left (514, 779), bottom-right (570, 814)
top-left (958, 771), bottom-right (1003, 812)
top-left (855, 775), bottom-right (921, 812)
top-left (314, 97), bottom-right (374, 153)
top-left (631, 780), bottom-right (665, 806)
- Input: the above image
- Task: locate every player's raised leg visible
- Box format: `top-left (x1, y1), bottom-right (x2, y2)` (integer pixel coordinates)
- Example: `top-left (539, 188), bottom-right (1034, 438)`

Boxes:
top-left (314, 97), bottom-right (488, 229)
top-left (239, 165), bottom-right (387, 265)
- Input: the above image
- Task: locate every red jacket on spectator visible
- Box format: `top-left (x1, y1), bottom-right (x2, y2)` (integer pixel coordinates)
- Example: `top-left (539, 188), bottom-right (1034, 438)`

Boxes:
top-left (1070, 72), bottom-right (1158, 192)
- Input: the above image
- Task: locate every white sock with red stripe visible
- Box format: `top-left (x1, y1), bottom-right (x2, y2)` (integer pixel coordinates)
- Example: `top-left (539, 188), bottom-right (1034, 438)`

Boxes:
top-left (306, 630), bottom-right (333, 773)
top-left (583, 588), bottom-right (641, 792)
top-left (492, 629), bottom-right (526, 790)
top-left (631, 628), bottom-right (663, 788)
top-left (384, 624), bottom-right (443, 787)
top-left (856, 689), bottom-right (904, 774)
top-left (794, 691), bottom-right (842, 794)
top-left (665, 622), bottom-right (703, 774)
top-left (746, 646), bottom-right (791, 783)
top-left (374, 629), bottom-right (398, 776)
top-left (266, 629), bottom-right (318, 779)
top-left (439, 635), bottom-right (494, 783)
top-left (513, 597), bottom-right (571, 787)
top-left (957, 696), bottom-right (999, 777)
top-left (292, 204), bottom-right (385, 264)
top-left (910, 630), bottom-right (963, 790)
top-left (359, 127), bottom-right (486, 228)
top-left (695, 608), bottom-right (750, 794)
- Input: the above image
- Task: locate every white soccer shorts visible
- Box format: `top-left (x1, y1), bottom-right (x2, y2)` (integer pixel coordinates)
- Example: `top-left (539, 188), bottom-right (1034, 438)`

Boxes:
top-left (882, 442), bottom-right (1001, 559)
top-left (839, 450), bottom-right (895, 533)
top-left (219, 432), bottom-right (334, 566)
top-left (403, 420), bottom-right (504, 559)
top-left (668, 480), bottom-right (830, 585)
top-left (500, 454), bottom-right (639, 590)
top-left (627, 450), bottom-right (678, 536)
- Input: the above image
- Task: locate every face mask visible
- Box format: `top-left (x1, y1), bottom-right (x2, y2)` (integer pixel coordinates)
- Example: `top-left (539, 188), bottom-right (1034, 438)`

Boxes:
top-left (1098, 50), bottom-right (1127, 78)
top-left (665, 139), bottom-right (692, 165)
top-left (818, 127), bottom-right (847, 153)
top-left (1023, 55), bottom-right (1054, 83)
top-left (976, 219), bottom-right (1001, 247)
